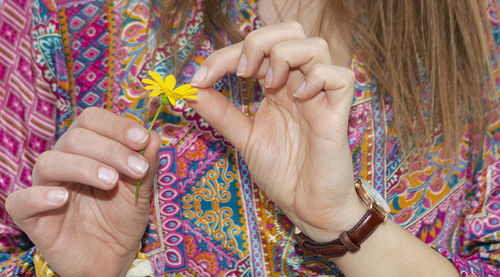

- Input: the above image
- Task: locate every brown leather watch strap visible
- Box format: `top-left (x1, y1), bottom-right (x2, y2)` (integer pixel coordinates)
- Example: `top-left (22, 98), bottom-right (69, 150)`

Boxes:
top-left (295, 206), bottom-right (385, 258)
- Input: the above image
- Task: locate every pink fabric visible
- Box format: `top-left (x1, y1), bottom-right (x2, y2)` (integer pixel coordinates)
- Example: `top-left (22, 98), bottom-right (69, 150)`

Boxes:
top-left (0, 0), bottom-right (498, 275)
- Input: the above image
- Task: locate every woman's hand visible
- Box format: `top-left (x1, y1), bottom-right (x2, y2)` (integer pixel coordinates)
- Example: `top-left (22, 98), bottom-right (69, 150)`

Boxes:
top-left (5, 107), bottom-right (160, 276)
top-left (189, 22), bottom-right (365, 243)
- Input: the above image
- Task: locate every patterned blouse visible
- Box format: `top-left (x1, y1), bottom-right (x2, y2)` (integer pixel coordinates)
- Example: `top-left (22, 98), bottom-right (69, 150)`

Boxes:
top-left (0, 0), bottom-right (499, 276)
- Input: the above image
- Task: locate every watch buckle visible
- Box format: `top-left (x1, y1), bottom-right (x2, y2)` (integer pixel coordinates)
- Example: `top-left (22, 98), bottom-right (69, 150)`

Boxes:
top-left (294, 226), bottom-right (302, 235)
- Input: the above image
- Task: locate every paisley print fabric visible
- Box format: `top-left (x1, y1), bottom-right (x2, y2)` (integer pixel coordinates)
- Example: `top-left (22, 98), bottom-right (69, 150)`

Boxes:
top-left (0, 0), bottom-right (499, 275)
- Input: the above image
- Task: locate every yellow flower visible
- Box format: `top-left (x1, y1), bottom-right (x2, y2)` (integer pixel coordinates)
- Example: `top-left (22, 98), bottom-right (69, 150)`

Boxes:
top-left (142, 71), bottom-right (198, 107)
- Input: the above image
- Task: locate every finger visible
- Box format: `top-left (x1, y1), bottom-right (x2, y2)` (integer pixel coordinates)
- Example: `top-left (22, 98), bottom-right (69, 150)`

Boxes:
top-left (186, 88), bottom-right (252, 153)
top-left (294, 64), bottom-right (355, 110)
top-left (191, 21), bottom-right (306, 87)
top-left (266, 37), bottom-right (331, 89)
top-left (5, 186), bottom-right (68, 230)
top-left (32, 150), bottom-right (119, 190)
top-left (70, 107), bottom-right (150, 151)
top-left (54, 128), bottom-right (149, 179)
top-left (256, 57), bottom-right (270, 80)
top-left (190, 43), bottom-right (242, 88)
top-left (237, 21), bottom-right (307, 78)
top-left (134, 131), bottom-right (161, 201)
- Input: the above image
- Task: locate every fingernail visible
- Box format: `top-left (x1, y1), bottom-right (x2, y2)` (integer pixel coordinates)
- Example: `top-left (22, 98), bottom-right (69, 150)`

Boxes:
top-left (128, 155), bottom-right (149, 174)
top-left (264, 68), bottom-right (273, 88)
top-left (47, 189), bottom-right (68, 204)
top-left (236, 54), bottom-right (247, 76)
top-left (98, 167), bottom-right (118, 185)
top-left (191, 66), bottom-right (207, 86)
top-left (127, 127), bottom-right (148, 144)
top-left (293, 81), bottom-right (306, 98)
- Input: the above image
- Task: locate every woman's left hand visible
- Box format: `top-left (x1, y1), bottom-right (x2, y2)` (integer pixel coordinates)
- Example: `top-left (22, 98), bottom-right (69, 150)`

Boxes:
top-left (189, 22), bottom-right (365, 242)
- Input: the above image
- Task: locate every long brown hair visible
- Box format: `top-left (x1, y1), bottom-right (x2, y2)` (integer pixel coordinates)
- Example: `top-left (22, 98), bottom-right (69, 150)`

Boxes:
top-left (159, 0), bottom-right (498, 156)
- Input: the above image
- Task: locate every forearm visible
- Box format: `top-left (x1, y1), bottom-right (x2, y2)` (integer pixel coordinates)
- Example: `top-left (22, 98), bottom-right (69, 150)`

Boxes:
top-left (332, 211), bottom-right (459, 276)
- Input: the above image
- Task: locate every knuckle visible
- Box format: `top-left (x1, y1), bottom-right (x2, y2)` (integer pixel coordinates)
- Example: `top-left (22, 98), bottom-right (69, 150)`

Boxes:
top-left (109, 122), bottom-right (127, 142)
top-left (5, 192), bottom-right (17, 218)
top-left (310, 37), bottom-right (329, 50)
top-left (287, 21), bottom-right (305, 35)
top-left (62, 127), bottom-right (86, 152)
top-left (107, 139), bottom-right (127, 159)
top-left (339, 67), bottom-right (355, 84)
top-left (4, 193), bottom-right (26, 225)
top-left (34, 151), bottom-right (52, 179)
top-left (270, 44), bottom-right (286, 61)
top-left (244, 32), bottom-right (262, 50)
top-left (76, 107), bottom-right (100, 127)
top-left (310, 63), bottom-right (325, 77)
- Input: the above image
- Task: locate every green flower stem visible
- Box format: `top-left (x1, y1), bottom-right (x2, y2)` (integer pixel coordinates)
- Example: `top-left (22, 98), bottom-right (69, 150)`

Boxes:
top-left (135, 101), bottom-right (165, 200)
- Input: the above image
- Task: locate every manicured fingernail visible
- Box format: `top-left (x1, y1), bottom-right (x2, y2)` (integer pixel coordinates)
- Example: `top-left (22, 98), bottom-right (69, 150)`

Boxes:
top-left (98, 167), bottom-right (118, 185)
top-left (293, 81), bottom-right (306, 98)
top-left (47, 189), bottom-right (68, 204)
top-left (236, 54), bottom-right (247, 76)
top-left (191, 66), bottom-right (207, 86)
top-left (128, 155), bottom-right (149, 174)
top-left (264, 68), bottom-right (273, 88)
top-left (127, 127), bottom-right (148, 144)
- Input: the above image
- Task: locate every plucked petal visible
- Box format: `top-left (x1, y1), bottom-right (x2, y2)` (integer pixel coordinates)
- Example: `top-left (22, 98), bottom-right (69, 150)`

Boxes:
top-left (173, 84), bottom-right (192, 94)
top-left (182, 95), bottom-right (199, 100)
top-left (177, 89), bottom-right (198, 98)
top-left (183, 88), bottom-right (199, 95)
top-left (164, 75), bottom-right (176, 91)
top-left (148, 71), bottom-right (166, 89)
top-left (173, 87), bottom-right (198, 98)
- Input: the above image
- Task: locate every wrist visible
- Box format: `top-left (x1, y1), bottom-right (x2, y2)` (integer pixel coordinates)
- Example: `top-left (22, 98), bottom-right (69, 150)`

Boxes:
top-left (300, 188), bottom-right (366, 243)
top-left (119, 246), bottom-right (143, 277)
top-left (294, 179), bottom-right (391, 258)
top-left (119, 254), bottom-right (137, 277)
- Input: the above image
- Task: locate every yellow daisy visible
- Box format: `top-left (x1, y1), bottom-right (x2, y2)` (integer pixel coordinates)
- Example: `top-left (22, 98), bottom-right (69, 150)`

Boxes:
top-left (135, 71), bottom-right (198, 200)
top-left (142, 71), bottom-right (198, 107)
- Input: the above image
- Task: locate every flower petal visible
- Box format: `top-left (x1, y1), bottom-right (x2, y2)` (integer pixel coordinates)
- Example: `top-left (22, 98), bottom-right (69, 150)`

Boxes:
top-left (145, 85), bottom-right (161, 91)
top-left (173, 86), bottom-right (198, 96)
top-left (184, 88), bottom-right (199, 95)
top-left (141, 79), bottom-right (160, 86)
top-left (167, 95), bottom-right (177, 107)
top-left (164, 75), bottom-right (176, 91)
top-left (174, 88), bottom-right (198, 98)
top-left (174, 84), bottom-right (192, 94)
top-left (148, 71), bottom-right (166, 89)
top-left (150, 90), bottom-right (164, 97)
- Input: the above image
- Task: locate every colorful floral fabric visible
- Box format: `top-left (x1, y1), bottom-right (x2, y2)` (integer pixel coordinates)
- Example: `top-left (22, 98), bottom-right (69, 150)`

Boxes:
top-left (0, 0), bottom-right (499, 276)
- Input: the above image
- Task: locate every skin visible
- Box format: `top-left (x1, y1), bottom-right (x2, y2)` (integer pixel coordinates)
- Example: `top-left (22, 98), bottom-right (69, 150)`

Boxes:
top-left (189, 21), bottom-right (460, 276)
top-left (5, 0), bottom-right (460, 276)
top-left (6, 107), bottom-right (161, 276)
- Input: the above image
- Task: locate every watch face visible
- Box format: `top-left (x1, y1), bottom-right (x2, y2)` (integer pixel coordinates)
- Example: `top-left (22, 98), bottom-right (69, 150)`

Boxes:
top-left (361, 180), bottom-right (391, 213)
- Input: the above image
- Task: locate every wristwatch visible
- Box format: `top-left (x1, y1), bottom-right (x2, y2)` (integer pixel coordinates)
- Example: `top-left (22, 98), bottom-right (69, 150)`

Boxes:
top-left (294, 179), bottom-right (390, 258)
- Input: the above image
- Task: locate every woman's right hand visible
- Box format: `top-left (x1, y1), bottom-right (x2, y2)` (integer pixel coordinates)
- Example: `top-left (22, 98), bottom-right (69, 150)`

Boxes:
top-left (5, 107), bottom-right (160, 277)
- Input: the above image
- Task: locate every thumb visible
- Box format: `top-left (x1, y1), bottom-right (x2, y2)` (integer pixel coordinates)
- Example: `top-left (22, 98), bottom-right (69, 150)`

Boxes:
top-left (5, 186), bottom-right (68, 233)
top-left (187, 88), bottom-right (252, 152)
